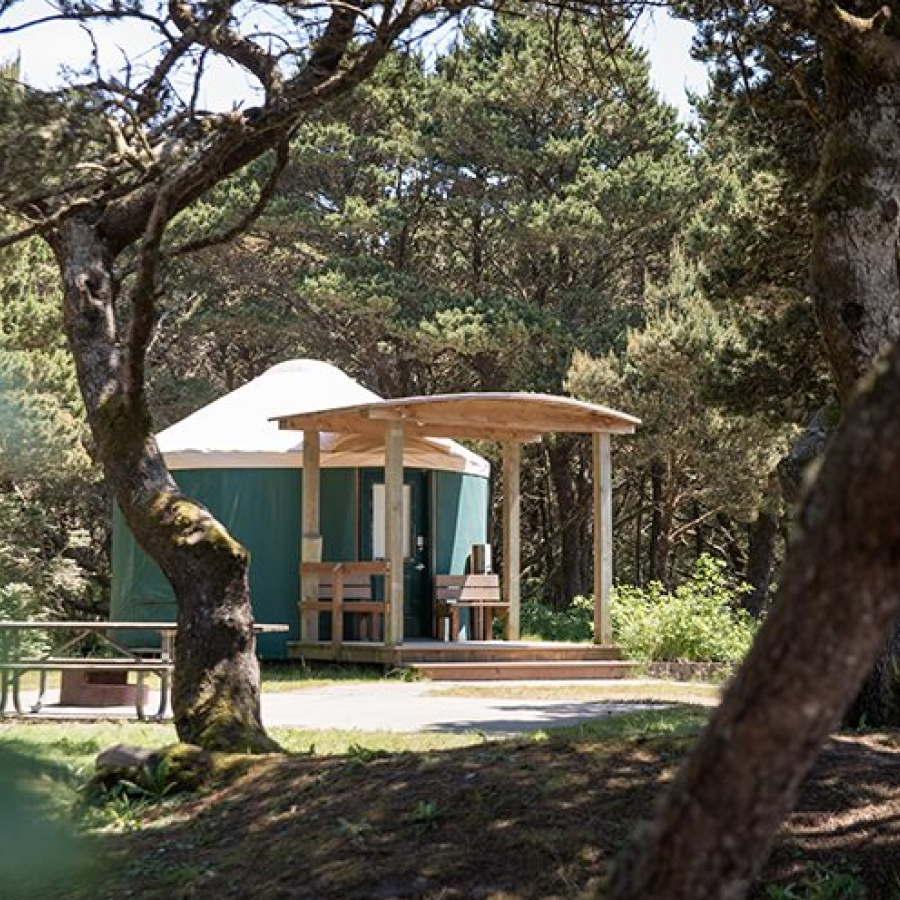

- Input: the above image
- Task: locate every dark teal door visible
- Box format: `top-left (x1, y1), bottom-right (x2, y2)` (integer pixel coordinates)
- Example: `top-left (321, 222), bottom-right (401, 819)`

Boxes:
top-left (360, 469), bottom-right (431, 638)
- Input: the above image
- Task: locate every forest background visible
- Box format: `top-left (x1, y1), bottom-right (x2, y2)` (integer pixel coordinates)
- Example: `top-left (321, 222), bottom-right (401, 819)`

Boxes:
top-left (0, 8), bottom-right (826, 646)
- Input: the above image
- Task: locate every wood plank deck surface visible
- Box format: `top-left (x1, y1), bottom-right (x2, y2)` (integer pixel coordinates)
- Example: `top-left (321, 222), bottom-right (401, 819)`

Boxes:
top-left (287, 640), bottom-right (634, 679)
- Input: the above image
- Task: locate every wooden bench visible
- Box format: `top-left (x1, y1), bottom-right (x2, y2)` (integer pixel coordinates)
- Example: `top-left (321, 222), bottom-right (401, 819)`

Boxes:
top-left (434, 574), bottom-right (508, 641)
top-left (0, 658), bottom-right (173, 720)
top-left (299, 562), bottom-right (388, 646)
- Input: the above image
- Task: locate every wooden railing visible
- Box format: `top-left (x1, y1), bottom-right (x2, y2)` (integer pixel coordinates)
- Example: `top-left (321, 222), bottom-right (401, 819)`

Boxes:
top-left (299, 561), bottom-right (390, 648)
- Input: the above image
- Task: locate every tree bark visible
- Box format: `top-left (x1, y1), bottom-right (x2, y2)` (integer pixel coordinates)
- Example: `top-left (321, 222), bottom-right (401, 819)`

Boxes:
top-left (647, 459), bottom-right (674, 588)
top-left (809, 39), bottom-right (900, 728)
top-left (51, 218), bottom-right (277, 752)
top-left (743, 509), bottom-right (778, 618)
top-left (607, 337), bottom-right (900, 900)
top-left (547, 437), bottom-right (588, 605)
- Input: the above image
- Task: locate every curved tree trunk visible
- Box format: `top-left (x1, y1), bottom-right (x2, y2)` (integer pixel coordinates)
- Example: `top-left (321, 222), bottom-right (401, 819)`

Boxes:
top-left (607, 334), bottom-right (900, 900)
top-left (810, 46), bottom-right (900, 728)
top-left (51, 218), bottom-right (277, 752)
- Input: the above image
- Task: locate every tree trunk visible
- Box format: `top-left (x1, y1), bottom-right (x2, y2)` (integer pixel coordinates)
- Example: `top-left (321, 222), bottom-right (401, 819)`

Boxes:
top-left (648, 460), bottom-right (674, 588)
top-left (647, 459), bottom-right (665, 582)
top-left (547, 438), bottom-right (587, 606)
top-left (607, 336), bottom-right (900, 900)
top-left (51, 219), bottom-right (277, 752)
top-left (743, 476), bottom-right (781, 618)
top-left (810, 47), bottom-right (900, 728)
top-left (743, 509), bottom-right (778, 618)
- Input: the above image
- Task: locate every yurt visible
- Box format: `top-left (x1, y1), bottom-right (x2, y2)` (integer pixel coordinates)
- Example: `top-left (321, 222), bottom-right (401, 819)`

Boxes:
top-left (110, 360), bottom-right (491, 658)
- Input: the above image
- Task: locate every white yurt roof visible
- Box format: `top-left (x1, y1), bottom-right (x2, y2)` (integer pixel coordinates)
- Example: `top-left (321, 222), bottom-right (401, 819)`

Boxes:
top-left (157, 360), bottom-right (490, 477)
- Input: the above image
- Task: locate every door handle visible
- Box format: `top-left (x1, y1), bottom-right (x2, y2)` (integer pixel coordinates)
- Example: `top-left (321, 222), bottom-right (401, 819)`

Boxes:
top-left (414, 563), bottom-right (425, 571)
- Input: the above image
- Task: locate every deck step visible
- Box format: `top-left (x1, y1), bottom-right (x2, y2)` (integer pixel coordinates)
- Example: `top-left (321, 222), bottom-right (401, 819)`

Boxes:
top-left (395, 644), bottom-right (622, 664)
top-left (408, 660), bottom-right (637, 681)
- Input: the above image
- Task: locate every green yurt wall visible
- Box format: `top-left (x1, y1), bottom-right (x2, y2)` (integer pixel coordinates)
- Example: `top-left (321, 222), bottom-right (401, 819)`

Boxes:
top-left (111, 467), bottom-right (489, 657)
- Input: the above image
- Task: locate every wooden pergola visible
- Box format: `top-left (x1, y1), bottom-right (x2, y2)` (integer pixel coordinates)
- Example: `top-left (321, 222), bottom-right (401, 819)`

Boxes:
top-left (274, 393), bottom-right (639, 647)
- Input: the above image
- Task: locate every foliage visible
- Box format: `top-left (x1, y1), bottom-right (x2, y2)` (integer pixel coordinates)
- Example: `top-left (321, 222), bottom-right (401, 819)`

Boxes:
top-left (0, 238), bottom-right (107, 619)
top-left (521, 593), bottom-right (595, 644)
top-left (613, 555), bottom-right (757, 663)
top-left (523, 555), bottom-right (756, 664)
top-left (764, 862), bottom-right (867, 900)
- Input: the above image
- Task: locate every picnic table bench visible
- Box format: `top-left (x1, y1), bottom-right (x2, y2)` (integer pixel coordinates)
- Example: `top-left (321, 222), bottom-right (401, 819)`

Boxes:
top-left (0, 621), bottom-right (287, 720)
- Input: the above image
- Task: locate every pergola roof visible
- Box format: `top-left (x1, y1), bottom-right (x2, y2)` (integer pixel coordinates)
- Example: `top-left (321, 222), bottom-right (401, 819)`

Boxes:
top-left (274, 392), bottom-right (640, 442)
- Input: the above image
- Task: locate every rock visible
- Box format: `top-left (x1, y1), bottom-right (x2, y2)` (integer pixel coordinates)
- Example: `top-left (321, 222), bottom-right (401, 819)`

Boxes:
top-left (91, 742), bottom-right (213, 797)
top-left (96, 744), bottom-right (161, 775)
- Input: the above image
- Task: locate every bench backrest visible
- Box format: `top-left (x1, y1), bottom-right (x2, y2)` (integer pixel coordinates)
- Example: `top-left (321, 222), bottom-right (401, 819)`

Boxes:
top-left (435, 574), bottom-right (501, 603)
top-left (316, 573), bottom-right (375, 602)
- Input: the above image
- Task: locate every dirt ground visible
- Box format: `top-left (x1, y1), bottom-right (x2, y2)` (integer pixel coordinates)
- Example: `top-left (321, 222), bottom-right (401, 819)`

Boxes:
top-left (22, 720), bottom-right (900, 900)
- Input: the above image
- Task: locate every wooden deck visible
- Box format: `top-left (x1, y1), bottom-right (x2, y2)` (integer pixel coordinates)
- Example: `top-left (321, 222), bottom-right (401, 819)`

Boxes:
top-left (287, 640), bottom-right (636, 680)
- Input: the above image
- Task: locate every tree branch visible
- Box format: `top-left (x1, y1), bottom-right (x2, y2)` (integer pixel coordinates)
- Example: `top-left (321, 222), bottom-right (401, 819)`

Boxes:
top-left (168, 1), bottom-right (284, 95)
top-left (168, 136), bottom-right (290, 259)
top-left (769, 0), bottom-right (900, 75)
top-left (125, 191), bottom-right (171, 404)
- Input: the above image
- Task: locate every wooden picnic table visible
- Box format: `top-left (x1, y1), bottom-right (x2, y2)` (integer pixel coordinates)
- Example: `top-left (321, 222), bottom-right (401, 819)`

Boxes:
top-left (0, 620), bottom-right (288, 720)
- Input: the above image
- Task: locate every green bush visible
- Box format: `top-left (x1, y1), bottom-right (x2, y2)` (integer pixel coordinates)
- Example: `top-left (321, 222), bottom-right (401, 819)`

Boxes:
top-left (521, 594), bottom-right (594, 644)
top-left (521, 555), bottom-right (758, 663)
top-left (612, 555), bottom-right (757, 663)
top-left (0, 582), bottom-right (49, 655)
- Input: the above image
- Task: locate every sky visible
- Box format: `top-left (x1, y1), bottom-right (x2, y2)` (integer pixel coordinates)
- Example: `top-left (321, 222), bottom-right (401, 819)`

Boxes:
top-left (1, 5), bottom-right (709, 120)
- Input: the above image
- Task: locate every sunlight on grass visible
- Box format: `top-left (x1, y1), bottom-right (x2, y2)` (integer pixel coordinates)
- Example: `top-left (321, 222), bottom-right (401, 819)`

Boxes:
top-left (544, 705), bottom-right (709, 743)
top-left (429, 680), bottom-right (722, 705)
top-left (260, 663), bottom-right (391, 692)
top-left (0, 722), bottom-right (177, 773)
top-left (0, 704), bottom-right (702, 776)
top-left (270, 727), bottom-right (485, 755)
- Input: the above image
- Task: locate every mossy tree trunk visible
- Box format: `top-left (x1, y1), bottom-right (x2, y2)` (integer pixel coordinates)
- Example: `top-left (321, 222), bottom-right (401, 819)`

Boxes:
top-left (0, 0), bottom-right (457, 752)
top-left (50, 218), bottom-right (276, 752)
top-left (809, 30), bottom-right (900, 728)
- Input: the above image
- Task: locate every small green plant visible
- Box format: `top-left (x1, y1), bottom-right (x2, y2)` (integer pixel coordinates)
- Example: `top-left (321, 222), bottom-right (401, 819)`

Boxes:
top-left (77, 790), bottom-right (150, 833)
top-left (336, 817), bottom-right (373, 845)
top-left (764, 862), bottom-right (867, 900)
top-left (346, 743), bottom-right (390, 764)
top-left (403, 799), bottom-right (440, 826)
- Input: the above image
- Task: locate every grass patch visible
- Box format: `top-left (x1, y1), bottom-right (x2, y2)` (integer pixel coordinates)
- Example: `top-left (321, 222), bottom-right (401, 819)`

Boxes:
top-left (260, 662), bottom-right (391, 692)
top-left (430, 679), bottom-right (722, 706)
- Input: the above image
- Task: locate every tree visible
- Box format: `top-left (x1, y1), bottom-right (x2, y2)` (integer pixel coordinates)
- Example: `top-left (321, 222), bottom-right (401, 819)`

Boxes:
top-left (0, 0), bottom-right (495, 751)
top-left (606, 2), bottom-right (900, 896)
top-left (0, 236), bottom-right (107, 624)
top-left (567, 253), bottom-right (789, 591)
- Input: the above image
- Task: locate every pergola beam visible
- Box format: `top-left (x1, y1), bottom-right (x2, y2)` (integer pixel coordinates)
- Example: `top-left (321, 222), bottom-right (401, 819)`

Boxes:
top-left (278, 413), bottom-right (635, 438)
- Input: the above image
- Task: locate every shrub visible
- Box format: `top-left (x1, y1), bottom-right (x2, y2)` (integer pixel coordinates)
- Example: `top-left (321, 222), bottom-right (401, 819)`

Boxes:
top-left (612, 555), bottom-right (757, 663)
top-left (521, 555), bottom-right (758, 663)
top-left (521, 594), bottom-right (594, 643)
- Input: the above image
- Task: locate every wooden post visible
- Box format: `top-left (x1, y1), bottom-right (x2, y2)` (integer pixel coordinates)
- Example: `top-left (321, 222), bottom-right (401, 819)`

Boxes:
top-left (330, 565), bottom-right (344, 649)
top-left (593, 432), bottom-right (613, 644)
top-left (384, 421), bottom-right (405, 646)
top-left (502, 441), bottom-right (521, 640)
top-left (301, 430), bottom-right (322, 642)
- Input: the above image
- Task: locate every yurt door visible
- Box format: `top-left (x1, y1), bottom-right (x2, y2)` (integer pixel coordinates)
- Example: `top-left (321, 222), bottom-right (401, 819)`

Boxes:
top-left (360, 470), bottom-right (431, 639)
